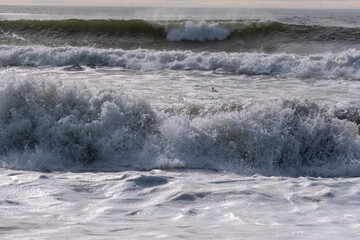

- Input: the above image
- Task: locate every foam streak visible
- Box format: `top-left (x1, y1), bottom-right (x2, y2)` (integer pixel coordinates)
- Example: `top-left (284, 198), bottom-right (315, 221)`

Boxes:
top-left (1, 46), bottom-right (360, 79)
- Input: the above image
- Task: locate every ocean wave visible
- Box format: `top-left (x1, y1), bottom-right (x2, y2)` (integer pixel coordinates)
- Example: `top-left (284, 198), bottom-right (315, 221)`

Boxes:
top-left (1, 19), bottom-right (360, 48)
top-left (0, 19), bottom-right (166, 37)
top-left (0, 78), bottom-right (360, 177)
top-left (1, 46), bottom-right (360, 79)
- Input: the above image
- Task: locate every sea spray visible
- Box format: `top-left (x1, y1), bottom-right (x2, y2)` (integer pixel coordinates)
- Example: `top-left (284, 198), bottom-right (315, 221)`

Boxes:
top-left (166, 21), bottom-right (230, 41)
top-left (0, 78), bottom-right (360, 176)
top-left (0, 78), bottom-right (159, 171)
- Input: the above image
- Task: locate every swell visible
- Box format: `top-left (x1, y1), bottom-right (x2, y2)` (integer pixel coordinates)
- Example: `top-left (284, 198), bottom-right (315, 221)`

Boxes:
top-left (1, 79), bottom-right (360, 177)
top-left (1, 19), bottom-right (360, 49)
top-left (230, 21), bottom-right (360, 42)
top-left (1, 46), bottom-right (360, 79)
top-left (0, 19), bottom-right (166, 37)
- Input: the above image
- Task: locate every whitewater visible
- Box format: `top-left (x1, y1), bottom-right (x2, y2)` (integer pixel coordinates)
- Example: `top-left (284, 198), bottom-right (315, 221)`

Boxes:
top-left (1, 6), bottom-right (360, 239)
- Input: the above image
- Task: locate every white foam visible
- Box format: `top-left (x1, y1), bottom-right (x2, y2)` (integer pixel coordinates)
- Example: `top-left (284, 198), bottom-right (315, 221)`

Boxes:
top-left (1, 168), bottom-right (360, 239)
top-left (166, 21), bottom-right (230, 41)
top-left (1, 46), bottom-right (360, 79)
top-left (0, 78), bottom-right (360, 176)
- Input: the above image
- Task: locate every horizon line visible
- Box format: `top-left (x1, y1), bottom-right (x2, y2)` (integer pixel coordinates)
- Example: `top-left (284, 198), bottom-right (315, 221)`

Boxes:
top-left (1, 4), bottom-right (360, 10)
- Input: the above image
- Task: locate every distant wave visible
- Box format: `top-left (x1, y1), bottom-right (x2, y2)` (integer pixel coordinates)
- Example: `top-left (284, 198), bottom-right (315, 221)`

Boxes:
top-left (0, 79), bottom-right (360, 176)
top-left (0, 19), bottom-right (166, 37)
top-left (2, 46), bottom-right (360, 79)
top-left (1, 19), bottom-right (360, 48)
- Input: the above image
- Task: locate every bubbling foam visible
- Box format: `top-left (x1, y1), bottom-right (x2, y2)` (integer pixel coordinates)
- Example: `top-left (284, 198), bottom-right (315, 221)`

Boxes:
top-left (0, 78), bottom-right (160, 171)
top-left (1, 46), bottom-right (360, 79)
top-left (0, 78), bottom-right (360, 176)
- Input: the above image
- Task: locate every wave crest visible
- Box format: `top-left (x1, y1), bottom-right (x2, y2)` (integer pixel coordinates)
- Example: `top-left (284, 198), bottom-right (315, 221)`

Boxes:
top-left (166, 21), bottom-right (230, 41)
top-left (2, 46), bottom-right (360, 79)
top-left (1, 79), bottom-right (360, 176)
top-left (0, 79), bottom-right (158, 171)
top-left (2, 19), bottom-right (360, 49)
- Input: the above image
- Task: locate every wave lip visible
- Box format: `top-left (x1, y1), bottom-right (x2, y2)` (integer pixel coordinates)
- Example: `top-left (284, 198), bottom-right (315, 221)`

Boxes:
top-left (166, 21), bottom-right (230, 41)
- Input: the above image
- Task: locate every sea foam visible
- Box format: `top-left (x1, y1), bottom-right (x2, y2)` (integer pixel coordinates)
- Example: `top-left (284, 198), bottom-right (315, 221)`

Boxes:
top-left (166, 21), bottom-right (230, 41)
top-left (0, 78), bottom-right (360, 176)
top-left (1, 46), bottom-right (360, 79)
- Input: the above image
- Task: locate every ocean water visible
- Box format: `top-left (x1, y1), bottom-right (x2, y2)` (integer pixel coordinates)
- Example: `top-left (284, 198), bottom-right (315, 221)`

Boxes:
top-left (1, 5), bottom-right (360, 239)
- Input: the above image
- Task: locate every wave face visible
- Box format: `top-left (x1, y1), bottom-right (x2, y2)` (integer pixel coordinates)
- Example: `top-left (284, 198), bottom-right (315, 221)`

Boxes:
top-left (1, 79), bottom-right (360, 177)
top-left (2, 46), bottom-right (360, 79)
top-left (1, 19), bottom-right (360, 51)
top-left (0, 19), bottom-right (165, 38)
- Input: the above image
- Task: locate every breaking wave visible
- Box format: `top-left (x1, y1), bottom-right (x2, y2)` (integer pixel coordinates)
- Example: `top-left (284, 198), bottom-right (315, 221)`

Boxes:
top-left (1, 19), bottom-right (360, 49)
top-left (2, 46), bottom-right (360, 79)
top-left (166, 21), bottom-right (230, 41)
top-left (1, 78), bottom-right (360, 177)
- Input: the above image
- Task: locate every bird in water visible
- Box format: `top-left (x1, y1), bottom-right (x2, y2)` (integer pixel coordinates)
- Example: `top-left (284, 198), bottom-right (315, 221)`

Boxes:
top-left (211, 87), bottom-right (218, 92)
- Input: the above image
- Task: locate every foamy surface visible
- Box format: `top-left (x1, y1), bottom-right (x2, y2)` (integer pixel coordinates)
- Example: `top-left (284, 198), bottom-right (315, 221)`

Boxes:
top-left (1, 168), bottom-right (360, 239)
